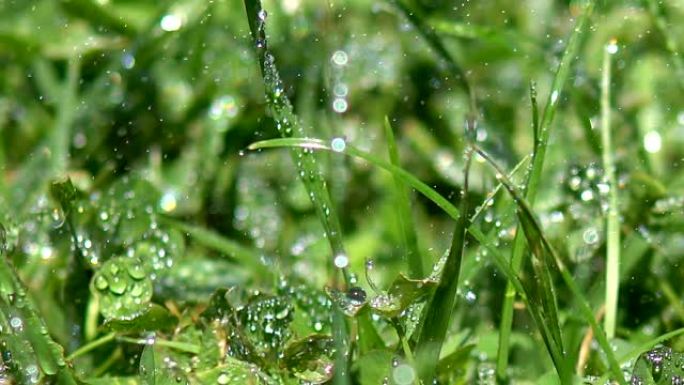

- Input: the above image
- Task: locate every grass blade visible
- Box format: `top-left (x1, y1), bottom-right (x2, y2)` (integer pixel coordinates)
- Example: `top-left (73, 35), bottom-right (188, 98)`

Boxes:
top-left (242, 3), bottom-right (351, 384)
top-left (242, 0), bottom-right (348, 285)
top-left (496, 2), bottom-right (596, 379)
top-left (474, 146), bottom-right (627, 385)
top-left (414, 149), bottom-right (472, 383)
top-left (601, 40), bottom-right (620, 340)
top-left (384, 117), bottom-right (424, 278)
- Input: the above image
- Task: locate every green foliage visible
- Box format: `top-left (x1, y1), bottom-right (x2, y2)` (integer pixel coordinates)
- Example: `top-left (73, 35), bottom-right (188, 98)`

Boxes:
top-left (1, 0), bottom-right (684, 383)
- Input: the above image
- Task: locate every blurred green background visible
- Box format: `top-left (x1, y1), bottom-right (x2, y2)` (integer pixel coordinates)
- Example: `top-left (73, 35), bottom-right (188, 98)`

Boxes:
top-left (1, 0), bottom-right (684, 383)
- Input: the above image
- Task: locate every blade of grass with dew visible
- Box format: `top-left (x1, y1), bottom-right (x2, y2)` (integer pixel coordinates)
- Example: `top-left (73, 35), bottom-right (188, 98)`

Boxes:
top-left (242, 2), bottom-right (351, 383)
top-left (601, 40), bottom-right (620, 340)
top-left (496, 2), bottom-right (595, 380)
top-left (384, 117), bottom-right (424, 278)
top-left (474, 146), bottom-right (627, 385)
top-left (414, 148), bottom-right (472, 384)
top-left (242, 0), bottom-right (348, 284)
top-left (249, 137), bottom-right (527, 242)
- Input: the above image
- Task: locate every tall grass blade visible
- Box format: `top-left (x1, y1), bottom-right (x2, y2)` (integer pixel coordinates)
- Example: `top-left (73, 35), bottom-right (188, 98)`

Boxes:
top-left (601, 40), bottom-right (620, 340)
top-left (474, 146), bottom-right (627, 385)
top-left (414, 149), bottom-right (472, 383)
top-left (384, 117), bottom-right (424, 278)
top-left (242, 0), bottom-right (348, 284)
top-left (496, 2), bottom-right (595, 380)
top-left (242, 3), bottom-right (351, 383)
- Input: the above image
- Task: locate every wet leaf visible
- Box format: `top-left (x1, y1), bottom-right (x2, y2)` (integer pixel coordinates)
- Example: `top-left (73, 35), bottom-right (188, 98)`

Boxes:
top-left (282, 334), bottom-right (335, 384)
top-left (194, 357), bottom-right (277, 385)
top-left (105, 304), bottom-right (177, 333)
top-left (631, 346), bottom-right (684, 385)
top-left (369, 274), bottom-right (436, 318)
top-left (91, 256), bottom-right (153, 321)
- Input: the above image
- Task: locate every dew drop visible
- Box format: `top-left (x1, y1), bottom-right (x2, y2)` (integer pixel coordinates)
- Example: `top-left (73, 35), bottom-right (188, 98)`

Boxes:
top-left (331, 137), bottom-right (346, 152)
top-left (333, 253), bottom-right (349, 268)
top-left (94, 275), bottom-right (109, 290)
top-left (160, 14), bottom-right (183, 32)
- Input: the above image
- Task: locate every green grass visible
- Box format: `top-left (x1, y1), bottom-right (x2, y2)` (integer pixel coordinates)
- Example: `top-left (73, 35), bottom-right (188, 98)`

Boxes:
top-left (1, 0), bottom-right (684, 384)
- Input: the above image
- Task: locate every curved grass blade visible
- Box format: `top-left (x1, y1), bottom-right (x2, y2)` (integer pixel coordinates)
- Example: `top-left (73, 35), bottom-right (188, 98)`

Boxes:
top-left (384, 117), bottom-right (424, 278)
top-left (496, 2), bottom-right (596, 379)
top-left (474, 146), bottom-right (627, 385)
top-left (243, 0), bottom-right (348, 286)
top-left (414, 149), bottom-right (472, 383)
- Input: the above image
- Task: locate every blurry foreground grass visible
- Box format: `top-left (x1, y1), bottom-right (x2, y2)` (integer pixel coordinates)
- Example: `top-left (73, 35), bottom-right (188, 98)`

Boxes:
top-left (1, 0), bottom-right (684, 383)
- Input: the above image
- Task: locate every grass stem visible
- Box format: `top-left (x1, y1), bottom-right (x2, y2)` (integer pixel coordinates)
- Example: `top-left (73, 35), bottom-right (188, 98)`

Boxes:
top-left (601, 39), bottom-right (620, 340)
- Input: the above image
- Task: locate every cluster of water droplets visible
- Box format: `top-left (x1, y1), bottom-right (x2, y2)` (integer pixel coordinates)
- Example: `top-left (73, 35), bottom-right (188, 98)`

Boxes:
top-left (92, 256), bottom-right (153, 320)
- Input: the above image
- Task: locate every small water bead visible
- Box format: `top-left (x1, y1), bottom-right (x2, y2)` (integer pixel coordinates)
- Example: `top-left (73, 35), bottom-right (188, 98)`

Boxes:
top-left (393, 363), bottom-right (416, 385)
top-left (217, 373), bottom-right (230, 385)
top-left (346, 287), bottom-right (367, 306)
top-left (331, 137), bottom-right (346, 152)
top-left (644, 131), bottom-right (662, 153)
top-left (94, 275), bottom-right (109, 290)
top-left (333, 253), bottom-right (349, 268)
top-left (606, 39), bottom-right (619, 54)
top-left (9, 316), bottom-right (23, 331)
top-left (160, 14), bottom-right (183, 32)
top-left (550, 90), bottom-right (559, 105)
top-left (583, 228), bottom-right (599, 245)
top-left (332, 98), bottom-right (348, 113)
top-left (331, 50), bottom-right (348, 66)
top-left (159, 191), bottom-right (177, 213)
top-left (257, 9), bottom-right (268, 21)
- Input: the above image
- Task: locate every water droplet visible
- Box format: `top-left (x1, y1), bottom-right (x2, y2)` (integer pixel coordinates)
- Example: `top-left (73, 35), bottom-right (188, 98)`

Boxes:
top-left (331, 137), bottom-right (346, 152)
top-left (94, 275), bottom-right (109, 290)
top-left (392, 363), bottom-right (416, 385)
top-left (346, 286), bottom-right (367, 306)
top-left (606, 38), bottom-right (618, 54)
top-left (217, 373), bottom-right (229, 385)
top-left (159, 191), bottom-right (177, 213)
top-left (257, 9), bottom-right (268, 21)
top-left (332, 98), bottom-right (348, 113)
top-left (331, 50), bottom-right (348, 66)
top-left (9, 316), bottom-right (23, 331)
top-left (644, 131), bottom-right (662, 153)
top-left (160, 14), bottom-right (183, 31)
top-left (550, 90), bottom-right (559, 105)
top-left (109, 277), bottom-right (127, 295)
top-left (583, 228), bottom-right (599, 245)
top-left (333, 253), bottom-right (348, 268)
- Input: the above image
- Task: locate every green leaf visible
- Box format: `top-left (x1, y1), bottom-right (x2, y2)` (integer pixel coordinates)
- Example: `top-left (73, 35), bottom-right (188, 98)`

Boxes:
top-left (352, 350), bottom-right (393, 385)
top-left (194, 357), bottom-right (278, 385)
top-left (105, 304), bottom-right (177, 333)
top-left (631, 346), bottom-right (684, 385)
top-left (91, 256), bottom-right (153, 321)
top-left (139, 344), bottom-right (184, 385)
top-left (368, 274), bottom-right (436, 318)
top-left (282, 334), bottom-right (335, 384)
